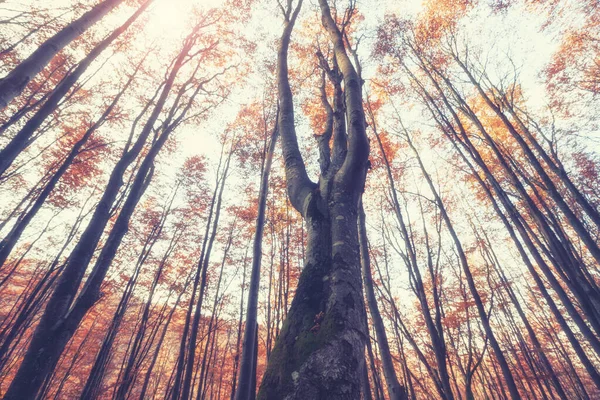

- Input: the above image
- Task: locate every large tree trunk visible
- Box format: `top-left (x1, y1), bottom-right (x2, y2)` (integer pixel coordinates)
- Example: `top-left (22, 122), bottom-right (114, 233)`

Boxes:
top-left (0, 0), bottom-right (126, 109)
top-left (257, 1), bottom-right (370, 398)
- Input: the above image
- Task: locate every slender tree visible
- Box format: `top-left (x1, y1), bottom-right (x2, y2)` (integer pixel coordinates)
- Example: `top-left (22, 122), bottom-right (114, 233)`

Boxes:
top-left (0, 0), bottom-right (151, 177)
top-left (236, 112), bottom-right (278, 400)
top-left (0, 0), bottom-right (127, 109)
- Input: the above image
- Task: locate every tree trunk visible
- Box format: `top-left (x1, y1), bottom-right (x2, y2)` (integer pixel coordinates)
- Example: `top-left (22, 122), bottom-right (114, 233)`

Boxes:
top-left (236, 119), bottom-right (279, 400)
top-left (0, 0), bottom-right (126, 109)
top-left (358, 198), bottom-right (406, 400)
top-left (257, 1), bottom-right (370, 398)
top-left (230, 250), bottom-right (249, 400)
top-left (0, 0), bottom-right (150, 177)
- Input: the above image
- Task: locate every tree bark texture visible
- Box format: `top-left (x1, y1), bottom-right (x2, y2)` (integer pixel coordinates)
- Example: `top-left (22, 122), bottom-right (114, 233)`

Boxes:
top-left (257, 1), bottom-right (370, 398)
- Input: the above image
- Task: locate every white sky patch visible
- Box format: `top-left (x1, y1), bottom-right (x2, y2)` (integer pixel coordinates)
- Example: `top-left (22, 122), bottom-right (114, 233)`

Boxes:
top-left (145, 0), bottom-right (201, 41)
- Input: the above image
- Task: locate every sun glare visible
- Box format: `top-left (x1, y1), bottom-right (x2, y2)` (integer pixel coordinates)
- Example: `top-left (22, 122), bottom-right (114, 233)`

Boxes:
top-left (145, 0), bottom-right (226, 41)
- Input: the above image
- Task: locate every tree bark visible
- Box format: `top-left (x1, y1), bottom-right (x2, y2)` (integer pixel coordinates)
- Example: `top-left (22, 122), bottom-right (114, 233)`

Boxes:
top-left (358, 198), bottom-right (406, 400)
top-left (0, 0), bottom-right (126, 109)
top-left (257, 1), bottom-right (370, 398)
top-left (236, 115), bottom-right (279, 400)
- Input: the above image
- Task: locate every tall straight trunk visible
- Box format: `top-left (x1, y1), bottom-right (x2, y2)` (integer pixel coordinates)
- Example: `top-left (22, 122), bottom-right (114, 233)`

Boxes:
top-left (3, 32), bottom-right (195, 399)
top-left (236, 121), bottom-right (279, 400)
top-left (0, 0), bottom-right (151, 177)
top-left (79, 257), bottom-right (143, 400)
top-left (358, 198), bottom-right (405, 400)
top-left (478, 228), bottom-right (568, 399)
top-left (231, 252), bottom-right (249, 400)
top-left (361, 357), bottom-right (373, 400)
top-left (373, 240), bottom-right (448, 399)
top-left (199, 306), bottom-right (225, 400)
top-left (4, 141), bottom-right (154, 400)
top-left (250, 322), bottom-right (259, 400)
top-left (472, 150), bottom-right (600, 389)
top-left (216, 333), bottom-right (231, 400)
top-left (265, 237), bottom-right (275, 359)
top-left (0, 56), bottom-right (65, 136)
top-left (0, 201), bottom-right (87, 359)
top-left (0, 261), bottom-right (61, 372)
top-left (0, 68), bottom-right (138, 267)
top-left (178, 150), bottom-right (231, 400)
top-left (0, 0), bottom-right (125, 109)
top-left (0, 171), bottom-right (47, 232)
top-left (37, 315), bottom-right (99, 399)
top-left (505, 103), bottom-right (600, 227)
top-left (445, 101), bottom-right (600, 384)
top-left (366, 327), bottom-right (384, 400)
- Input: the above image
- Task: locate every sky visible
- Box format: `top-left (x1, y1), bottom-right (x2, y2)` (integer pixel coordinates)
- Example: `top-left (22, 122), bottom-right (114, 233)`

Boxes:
top-left (0, 0), bottom-right (565, 276)
top-left (0, 0), bottom-right (584, 338)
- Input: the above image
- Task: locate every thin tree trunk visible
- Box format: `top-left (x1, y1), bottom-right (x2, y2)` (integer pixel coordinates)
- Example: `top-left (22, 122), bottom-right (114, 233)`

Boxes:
top-left (358, 198), bottom-right (405, 400)
top-left (230, 250), bottom-right (249, 400)
top-left (236, 118), bottom-right (278, 400)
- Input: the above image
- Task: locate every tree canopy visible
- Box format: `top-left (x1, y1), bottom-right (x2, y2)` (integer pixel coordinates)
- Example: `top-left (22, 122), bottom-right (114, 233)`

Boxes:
top-left (0, 0), bottom-right (599, 399)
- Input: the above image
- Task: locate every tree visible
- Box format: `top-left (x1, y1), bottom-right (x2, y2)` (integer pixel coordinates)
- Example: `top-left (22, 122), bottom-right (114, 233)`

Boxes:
top-left (236, 104), bottom-right (279, 400)
top-left (258, 0), bottom-right (370, 398)
top-left (358, 197), bottom-right (406, 400)
top-left (0, 0), bottom-right (128, 109)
